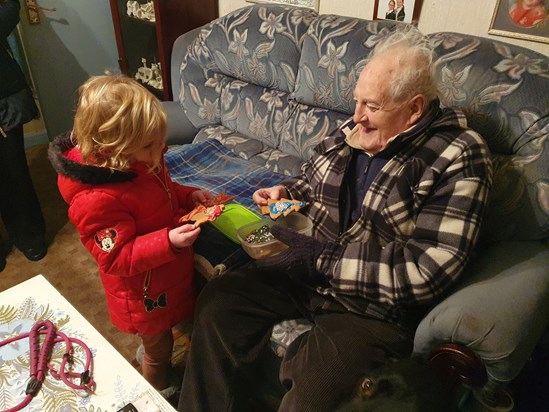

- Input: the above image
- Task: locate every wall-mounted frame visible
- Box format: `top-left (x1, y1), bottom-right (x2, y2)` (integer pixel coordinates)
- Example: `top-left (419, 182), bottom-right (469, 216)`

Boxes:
top-left (245, 0), bottom-right (319, 11)
top-left (489, 0), bottom-right (549, 44)
top-left (373, 0), bottom-right (422, 25)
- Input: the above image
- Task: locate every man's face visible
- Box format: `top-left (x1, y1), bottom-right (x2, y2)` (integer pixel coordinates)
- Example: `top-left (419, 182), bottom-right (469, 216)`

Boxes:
top-left (397, 0), bottom-right (404, 8)
top-left (352, 54), bottom-right (416, 154)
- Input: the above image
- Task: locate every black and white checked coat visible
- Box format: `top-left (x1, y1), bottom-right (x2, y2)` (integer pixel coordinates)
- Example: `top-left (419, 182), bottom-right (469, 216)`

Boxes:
top-left (284, 105), bottom-right (493, 327)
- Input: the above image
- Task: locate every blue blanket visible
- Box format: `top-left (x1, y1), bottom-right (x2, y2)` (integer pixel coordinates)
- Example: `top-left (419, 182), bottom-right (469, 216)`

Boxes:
top-left (165, 139), bottom-right (288, 210)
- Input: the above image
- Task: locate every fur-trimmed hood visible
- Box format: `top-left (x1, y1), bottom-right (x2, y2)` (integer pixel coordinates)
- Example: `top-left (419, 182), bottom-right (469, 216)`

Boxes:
top-left (48, 132), bottom-right (136, 185)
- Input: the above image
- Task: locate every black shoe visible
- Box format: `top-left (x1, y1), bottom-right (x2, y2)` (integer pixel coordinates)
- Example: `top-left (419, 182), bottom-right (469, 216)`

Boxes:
top-left (0, 241), bottom-right (13, 272)
top-left (21, 244), bottom-right (47, 261)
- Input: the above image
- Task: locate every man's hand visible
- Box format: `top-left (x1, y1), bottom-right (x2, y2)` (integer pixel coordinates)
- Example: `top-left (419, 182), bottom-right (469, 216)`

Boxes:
top-left (252, 185), bottom-right (289, 206)
top-left (258, 225), bottom-right (339, 278)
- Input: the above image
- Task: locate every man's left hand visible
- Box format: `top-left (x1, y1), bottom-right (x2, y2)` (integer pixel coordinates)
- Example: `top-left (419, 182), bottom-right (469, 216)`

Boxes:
top-left (257, 225), bottom-right (337, 278)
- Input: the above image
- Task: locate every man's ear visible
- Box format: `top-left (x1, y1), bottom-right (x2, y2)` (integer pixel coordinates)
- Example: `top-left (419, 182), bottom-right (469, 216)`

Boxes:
top-left (407, 94), bottom-right (427, 125)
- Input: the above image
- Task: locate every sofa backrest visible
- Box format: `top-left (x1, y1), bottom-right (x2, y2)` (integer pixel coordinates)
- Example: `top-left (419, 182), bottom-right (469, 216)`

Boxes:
top-left (178, 4), bottom-right (548, 242)
top-left (426, 32), bottom-right (549, 242)
top-left (179, 5), bottom-right (317, 175)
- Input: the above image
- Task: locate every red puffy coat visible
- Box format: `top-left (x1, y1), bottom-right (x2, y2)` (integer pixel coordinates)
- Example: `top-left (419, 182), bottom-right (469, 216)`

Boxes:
top-left (49, 134), bottom-right (198, 335)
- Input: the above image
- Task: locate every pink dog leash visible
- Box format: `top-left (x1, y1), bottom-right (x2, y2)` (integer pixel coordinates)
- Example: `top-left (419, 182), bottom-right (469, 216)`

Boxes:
top-left (0, 319), bottom-right (96, 412)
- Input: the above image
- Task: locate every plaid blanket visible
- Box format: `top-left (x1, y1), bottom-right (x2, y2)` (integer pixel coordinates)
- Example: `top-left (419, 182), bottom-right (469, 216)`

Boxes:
top-left (165, 138), bottom-right (288, 210)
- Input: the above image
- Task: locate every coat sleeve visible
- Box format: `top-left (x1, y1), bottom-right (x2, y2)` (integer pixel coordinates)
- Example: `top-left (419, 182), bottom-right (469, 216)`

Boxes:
top-left (0, 0), bottom-right (20, 39)
top-left (171, 181), bottom-right (199, 211)
top-left (68, 189), bottom-right (179, 277)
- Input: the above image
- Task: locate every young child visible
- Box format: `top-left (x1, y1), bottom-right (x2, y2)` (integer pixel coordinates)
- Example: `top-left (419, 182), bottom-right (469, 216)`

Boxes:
top-left (48, 74), bottom-right (213, 395)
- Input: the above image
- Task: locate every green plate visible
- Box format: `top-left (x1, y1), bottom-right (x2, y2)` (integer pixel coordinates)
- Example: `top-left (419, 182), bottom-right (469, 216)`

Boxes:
top-left (211, 204), bottom-right (262, 244)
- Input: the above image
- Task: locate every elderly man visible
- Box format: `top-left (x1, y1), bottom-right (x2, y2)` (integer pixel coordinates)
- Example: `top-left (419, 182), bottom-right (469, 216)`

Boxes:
top-left (178, 27), bottom-right (492, 411)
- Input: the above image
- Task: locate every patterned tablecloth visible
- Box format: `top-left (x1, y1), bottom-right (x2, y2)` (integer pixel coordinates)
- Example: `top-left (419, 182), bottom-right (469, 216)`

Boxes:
top-left (0, 275), bottom-right (176, 412)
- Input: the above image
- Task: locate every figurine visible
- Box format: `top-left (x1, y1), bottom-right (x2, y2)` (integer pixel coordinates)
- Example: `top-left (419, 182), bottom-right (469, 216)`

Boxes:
top-left (134, 58), bottom-right (152, 84)
top-left (126, 1), bottom-right (138, 18)
top-left (131, 0), bottom-right (155, 22)
top-left (148, 63), bottom-right (163, 90)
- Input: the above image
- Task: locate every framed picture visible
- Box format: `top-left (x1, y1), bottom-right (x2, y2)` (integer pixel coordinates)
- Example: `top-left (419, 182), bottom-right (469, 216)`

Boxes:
top-left (489, 0), bottom-right (549, 44)
top-left (245, 0), bottom-right (319, 11)
top-left (373, 0), bottom-right (422, 24)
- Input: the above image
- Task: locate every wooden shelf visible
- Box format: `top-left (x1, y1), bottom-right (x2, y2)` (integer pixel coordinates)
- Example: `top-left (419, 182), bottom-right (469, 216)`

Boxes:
top-left (109, 0), bottom-right (217, 101)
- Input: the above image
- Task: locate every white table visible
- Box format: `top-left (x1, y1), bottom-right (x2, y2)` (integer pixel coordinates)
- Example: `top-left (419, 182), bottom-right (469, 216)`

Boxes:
top-left (0, 275), bottom-right (176, 412)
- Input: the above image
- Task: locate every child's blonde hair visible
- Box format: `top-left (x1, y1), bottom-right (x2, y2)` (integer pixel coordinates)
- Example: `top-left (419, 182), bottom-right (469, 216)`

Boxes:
top-left (73, 74), bottom-right (167, 171)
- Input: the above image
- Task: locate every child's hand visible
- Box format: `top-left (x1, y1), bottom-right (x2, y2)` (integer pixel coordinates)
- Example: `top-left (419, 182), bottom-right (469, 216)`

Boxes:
top-left (252, 185), bottom-right (288, 206)
top-left (169, 224), bottom-right (201, 249)
top-left (192, 189), bottom-right (214, 205)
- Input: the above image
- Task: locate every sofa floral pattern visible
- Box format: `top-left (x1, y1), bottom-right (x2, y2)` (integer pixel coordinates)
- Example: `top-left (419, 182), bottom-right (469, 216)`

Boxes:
top-left (428, 33), bottom-right (549, 241)
top-left (179, 4), bottom-right (548, 245)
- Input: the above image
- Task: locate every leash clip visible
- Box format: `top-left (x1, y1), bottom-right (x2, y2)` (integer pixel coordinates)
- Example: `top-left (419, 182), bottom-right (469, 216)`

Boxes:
top-left (25, 378), bottom-right (42, 396)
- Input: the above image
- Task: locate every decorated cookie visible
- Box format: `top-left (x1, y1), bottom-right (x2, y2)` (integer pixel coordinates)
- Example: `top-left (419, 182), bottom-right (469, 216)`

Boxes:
top-left (179, 204), bottom-right (225, 227)
top-left (179, 191), bottom-right (235, 227)
top-left (259, 198), bottom-right (309, 220)
top-left (202, 192), bottom-right (235, 207)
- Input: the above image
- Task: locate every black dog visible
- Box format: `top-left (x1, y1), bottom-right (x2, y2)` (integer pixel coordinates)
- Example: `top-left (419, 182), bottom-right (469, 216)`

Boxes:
top-left (337, 358), bottom-right (453, 412)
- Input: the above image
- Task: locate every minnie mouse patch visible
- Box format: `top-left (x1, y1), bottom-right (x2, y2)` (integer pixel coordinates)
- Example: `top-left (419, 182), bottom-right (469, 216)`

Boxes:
top-left (94, 228), bottom-right (118, 253)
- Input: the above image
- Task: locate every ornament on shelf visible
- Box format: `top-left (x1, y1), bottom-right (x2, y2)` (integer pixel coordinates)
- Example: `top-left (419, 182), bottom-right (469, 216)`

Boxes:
top-left (126, 1), bottom-right (155, 23)
top-left (134, 58), bottom-right (163, 91)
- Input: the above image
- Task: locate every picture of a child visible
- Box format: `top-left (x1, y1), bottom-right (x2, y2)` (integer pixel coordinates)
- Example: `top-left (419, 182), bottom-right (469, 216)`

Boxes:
top-left (509, 0), bottom-right (547, 27)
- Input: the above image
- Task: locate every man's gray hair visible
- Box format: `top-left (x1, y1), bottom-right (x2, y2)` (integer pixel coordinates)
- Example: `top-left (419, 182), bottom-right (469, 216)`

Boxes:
top-left (368, 26), bottom-right (438, 103)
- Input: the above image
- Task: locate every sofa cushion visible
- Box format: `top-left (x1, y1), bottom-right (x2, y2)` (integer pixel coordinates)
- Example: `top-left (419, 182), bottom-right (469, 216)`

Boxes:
top-left (413, 240), bottom-right (549, 384)
top-left (295, 15), bottom-right (397, 114)
top-left (426, 33), bottom-right (549, 241)
top-left (277, 103), bottom-right (349, 162)
top-left (192, 125), bottom-right (305, 176)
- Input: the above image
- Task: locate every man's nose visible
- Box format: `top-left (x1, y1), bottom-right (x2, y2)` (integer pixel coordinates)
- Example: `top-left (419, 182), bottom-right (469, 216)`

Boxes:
top-left (353, 108), bottom-right (367, 123)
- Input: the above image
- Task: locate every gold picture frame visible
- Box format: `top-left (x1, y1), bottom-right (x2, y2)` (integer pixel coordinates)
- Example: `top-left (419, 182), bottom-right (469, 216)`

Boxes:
top-left (489, 0), bottom-right (549, 44)
top-left (245, 0), bottom-right (319, 11)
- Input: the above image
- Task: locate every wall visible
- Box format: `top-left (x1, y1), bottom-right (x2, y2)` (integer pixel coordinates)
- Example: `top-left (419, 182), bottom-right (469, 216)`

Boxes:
top-left (18, 0), bottom-right (119, 141)
top-left (219, 0), bottom-right (549, 56)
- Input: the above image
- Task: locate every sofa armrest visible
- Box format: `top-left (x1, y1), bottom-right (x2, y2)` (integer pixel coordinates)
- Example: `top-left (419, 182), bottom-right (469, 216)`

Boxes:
top-left (170, 26), bottom-right (203, 100)
top-left (429, 343), bottom-right (486, 387)
top-left (414, 240), bottom-right (549, 386)
top-left (162, 101), bottom-right (198, 145)
top-left (164, 26), bottom-right (204, 146)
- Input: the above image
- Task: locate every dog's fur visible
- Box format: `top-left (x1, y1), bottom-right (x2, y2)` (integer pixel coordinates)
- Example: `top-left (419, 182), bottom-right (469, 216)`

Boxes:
top-left (337, 358), bottom-right (452, 412)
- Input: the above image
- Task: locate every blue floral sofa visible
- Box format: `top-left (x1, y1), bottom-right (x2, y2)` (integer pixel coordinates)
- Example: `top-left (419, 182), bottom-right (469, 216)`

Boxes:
top-left (162, 4), bottom-right (549, 409)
